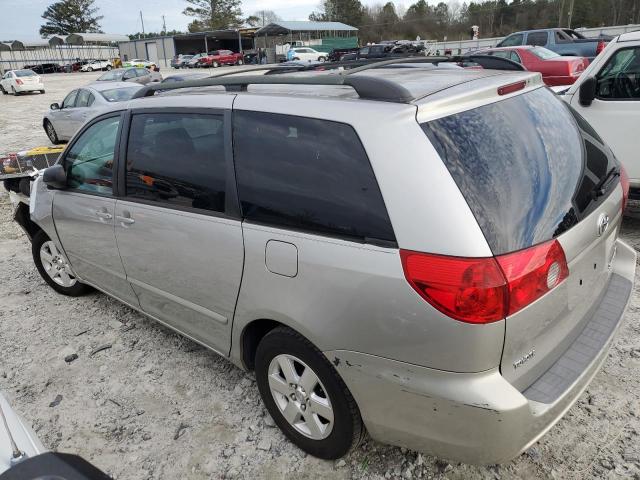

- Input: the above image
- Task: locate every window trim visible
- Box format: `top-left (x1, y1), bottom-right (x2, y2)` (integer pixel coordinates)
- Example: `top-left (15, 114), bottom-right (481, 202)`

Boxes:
top-left (57, 110), bottom-right (125, 198)
top-left (230, 109), bottom-right (397, 247)
top-left (62, 89), bottom-right (79, 109)
top-left (594, 46), bottom-right (640, 102)
top-left (118, 107), bottom-right (241, 220)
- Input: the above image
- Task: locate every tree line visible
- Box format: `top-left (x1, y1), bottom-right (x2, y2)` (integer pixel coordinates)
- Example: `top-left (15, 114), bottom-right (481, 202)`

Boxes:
top-left (312, 0), bottom-right (640, 43)
top-left (40, 0), bottom-right (640, 42)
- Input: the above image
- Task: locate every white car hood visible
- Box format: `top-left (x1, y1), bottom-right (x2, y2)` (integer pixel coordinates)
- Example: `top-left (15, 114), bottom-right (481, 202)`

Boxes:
top-left (0, 393), bottom-right (46, 474)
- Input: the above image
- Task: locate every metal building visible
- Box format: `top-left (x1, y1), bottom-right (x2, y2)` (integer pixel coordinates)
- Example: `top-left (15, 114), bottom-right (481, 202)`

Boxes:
top-left (118, 29), bottom-right (256, 68)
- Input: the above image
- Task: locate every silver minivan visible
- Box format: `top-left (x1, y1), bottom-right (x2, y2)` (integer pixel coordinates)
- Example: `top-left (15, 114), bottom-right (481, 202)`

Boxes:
top-left (17, 63), bottom-right (635, 464)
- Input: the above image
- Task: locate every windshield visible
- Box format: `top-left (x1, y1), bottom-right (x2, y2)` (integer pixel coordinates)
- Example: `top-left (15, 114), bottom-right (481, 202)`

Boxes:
top-left (15, 70), bottom-right (37, 77)
top-left (530, 47), bottom-right (560, 60)
top-left (421, 87), bottom-right (617, 254)
top-left (100, 86), bottom-right (142, 102)
top-left (97, 70), bottom-right (124, 81)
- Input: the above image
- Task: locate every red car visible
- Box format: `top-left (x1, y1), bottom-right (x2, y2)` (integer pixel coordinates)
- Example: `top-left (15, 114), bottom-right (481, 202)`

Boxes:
top-left (198, 50), bottom-right (244, 68)
top-left (482, 46), bottom-right (590, 86)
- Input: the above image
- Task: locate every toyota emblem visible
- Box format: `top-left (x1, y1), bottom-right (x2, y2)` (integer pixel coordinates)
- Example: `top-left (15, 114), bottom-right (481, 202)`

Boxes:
top-left (597, 213), bottom-right (610, 237)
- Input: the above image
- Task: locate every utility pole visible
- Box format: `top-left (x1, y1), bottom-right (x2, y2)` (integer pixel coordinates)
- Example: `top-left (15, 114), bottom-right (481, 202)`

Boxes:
top-left (162, 15), bottom-right (167, 35)
top-left (140, 10), bottom-right (146, 38)
top-left (567, 0), bottom-right (575, 28)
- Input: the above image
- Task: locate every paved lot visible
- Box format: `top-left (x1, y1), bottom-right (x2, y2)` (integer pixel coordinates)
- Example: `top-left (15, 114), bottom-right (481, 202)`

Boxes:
top-left (1, 73), bottom-right (640, 479)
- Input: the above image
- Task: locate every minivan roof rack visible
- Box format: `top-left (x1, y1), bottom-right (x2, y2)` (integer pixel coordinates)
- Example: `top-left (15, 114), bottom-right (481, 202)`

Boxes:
top-left (132, 55), bottom-right (525, 104)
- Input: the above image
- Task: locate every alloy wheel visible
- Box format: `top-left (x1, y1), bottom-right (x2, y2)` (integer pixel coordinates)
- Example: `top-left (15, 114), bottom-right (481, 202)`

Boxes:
top-left (267, 354), bottom-right (334, 440)
top-left (40, 241), bottom-right (77, 287)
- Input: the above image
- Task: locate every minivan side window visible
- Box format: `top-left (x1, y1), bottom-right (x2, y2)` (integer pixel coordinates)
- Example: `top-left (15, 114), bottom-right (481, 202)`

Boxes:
top-left (65, 116), bottom-right (120, 195)
top-left (596, 47), bottom-right (640, 100)
top-left (233, 111), bottom-right (396, 243)
top-left (125, 113), bottom-right (226, 213)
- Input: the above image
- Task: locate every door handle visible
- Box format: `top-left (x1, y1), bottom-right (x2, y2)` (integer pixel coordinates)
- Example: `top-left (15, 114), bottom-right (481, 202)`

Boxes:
top-left (116, 214), bottom-right (135, 226)
top-left (94, 210), bottom-right (112, 220)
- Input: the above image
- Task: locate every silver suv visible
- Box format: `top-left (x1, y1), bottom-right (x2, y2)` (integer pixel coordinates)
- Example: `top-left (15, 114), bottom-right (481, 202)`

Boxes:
top-left (17, 62), bottom-right (635, 464)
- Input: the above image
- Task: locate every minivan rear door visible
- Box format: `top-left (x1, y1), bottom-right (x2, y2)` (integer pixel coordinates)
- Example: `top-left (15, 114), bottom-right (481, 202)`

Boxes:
top-left (420, 86), bottom-right (622, 391)
top-left (114, 99), bottom-right (243, 355)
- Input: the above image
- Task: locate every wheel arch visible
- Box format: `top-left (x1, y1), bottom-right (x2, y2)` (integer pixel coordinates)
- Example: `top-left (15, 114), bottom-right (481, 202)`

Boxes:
top-left (239, 318), bottom-right (323, 371)
top-left (13, 201), bottom-right (44, 241)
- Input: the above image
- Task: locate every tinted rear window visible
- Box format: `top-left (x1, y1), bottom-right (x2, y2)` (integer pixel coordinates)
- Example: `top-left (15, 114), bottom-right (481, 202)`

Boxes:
top-left (422, 87), bottom-right (617, 255)
top-left (233, 111), bottom-right (395, 244)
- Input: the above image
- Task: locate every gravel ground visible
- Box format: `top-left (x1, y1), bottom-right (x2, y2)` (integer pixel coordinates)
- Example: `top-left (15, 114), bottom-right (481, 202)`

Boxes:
top-left (1, 73), bottom-right (640, 480)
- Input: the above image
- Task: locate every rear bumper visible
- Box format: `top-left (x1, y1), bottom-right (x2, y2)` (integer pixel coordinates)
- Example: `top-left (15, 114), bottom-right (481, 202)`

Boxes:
top-left (15, 83), bottom-right (44, 92)
top-left (326, 239), bottom-right (635, 465)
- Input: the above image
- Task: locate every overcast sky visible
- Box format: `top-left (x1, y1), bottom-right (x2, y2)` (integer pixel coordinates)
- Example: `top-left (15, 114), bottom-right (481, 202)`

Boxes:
top-left (1, 0), bottom-right (409, 40)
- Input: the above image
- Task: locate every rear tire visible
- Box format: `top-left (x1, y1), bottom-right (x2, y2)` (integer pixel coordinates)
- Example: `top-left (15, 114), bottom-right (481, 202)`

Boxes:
top-left (11, 86), bottom-right (18, 95)
top-left (32, 231), bottom-right (90, 297)
top-left (255, 326), bottom-right (364, 459)
top-left (318, 56), bottom-right (326, 62)
top-left (40, 90), bottom-right (45, 94)
top-left (106, 65), bottom-right (112, 70)
top-left (44, 120), bottom-right (60, 144)
top-left (237, 59), bottom-right (244, 65)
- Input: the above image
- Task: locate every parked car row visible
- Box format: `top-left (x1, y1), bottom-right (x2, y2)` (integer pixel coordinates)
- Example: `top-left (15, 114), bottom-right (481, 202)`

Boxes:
top-left (171, 51), bottom-right (245, 68)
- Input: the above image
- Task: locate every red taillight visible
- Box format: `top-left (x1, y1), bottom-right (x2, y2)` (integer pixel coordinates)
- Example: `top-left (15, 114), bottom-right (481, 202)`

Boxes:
top-left (15, 79), bottom-right (23, 85)
top-left (497, 80), bottom-right (526, 96)
top-left (620, 165), bottom-right (630, 212)
top-left (496, 240), bottom-right (569, 316)
top-left (401, 239), bottom-right (569, 324)
top-left (596, 41), bottom-right (607, 55)
top-left (400, 250), bottom-right (508, 324)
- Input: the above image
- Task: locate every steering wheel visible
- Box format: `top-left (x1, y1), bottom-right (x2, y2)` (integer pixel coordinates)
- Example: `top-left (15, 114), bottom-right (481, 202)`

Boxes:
top-left (613, 72), bottom-right (636, 98)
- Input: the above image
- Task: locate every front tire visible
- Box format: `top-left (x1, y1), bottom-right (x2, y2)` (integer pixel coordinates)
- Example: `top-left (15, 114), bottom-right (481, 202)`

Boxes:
top-left (318, 56), bottom-right (326, 62)
top-left (32, 231), bottom-right (89, 296)
top-left (106, 65), bottom-right (112, 70)
top-left (237, 59), bottom-right (244, 65)
top-left (0, 85), bottom-right (6, 95)
top-left (255, 326), bottom-right (364, 459)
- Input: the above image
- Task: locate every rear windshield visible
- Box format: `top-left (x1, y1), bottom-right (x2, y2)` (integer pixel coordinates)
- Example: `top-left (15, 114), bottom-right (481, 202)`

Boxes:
top-left (98, 70), bottom-right (123, 81)
top-left (15, 70), bottom-right (37, 77)
top-left (422, 87), bottom-right (617, 255)
top-left (100, 87), bottom-right (141, 102)
top-left (530, 47), bottom-right (560, 59)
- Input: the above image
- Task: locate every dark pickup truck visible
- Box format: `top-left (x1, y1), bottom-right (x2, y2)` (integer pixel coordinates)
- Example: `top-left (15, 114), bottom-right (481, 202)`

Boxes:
top-left (496, 28), bottom-right (609, 60)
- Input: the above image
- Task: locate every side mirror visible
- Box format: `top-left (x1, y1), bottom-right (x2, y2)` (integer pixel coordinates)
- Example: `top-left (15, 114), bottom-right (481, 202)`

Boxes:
top-left (579, 77), bottom-right (597, 107)
top-left (43, 164), bottom-right (67, 189)
top-left (50, 102), bottom-right (60, 110)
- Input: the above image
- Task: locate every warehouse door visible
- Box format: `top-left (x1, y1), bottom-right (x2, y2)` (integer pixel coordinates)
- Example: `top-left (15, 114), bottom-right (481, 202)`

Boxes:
top-left (145, 42), bottom-right (158, 63)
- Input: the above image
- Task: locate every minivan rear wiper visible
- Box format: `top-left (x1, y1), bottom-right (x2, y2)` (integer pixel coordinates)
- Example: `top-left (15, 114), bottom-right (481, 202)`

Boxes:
top-left (590, 167), bottom-right (620, 199)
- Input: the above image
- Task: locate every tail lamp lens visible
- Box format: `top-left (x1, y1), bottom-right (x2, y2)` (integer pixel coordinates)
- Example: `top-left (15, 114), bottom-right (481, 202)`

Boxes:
top-left (596, 41), bottom-right (607, 55)
top-left (400, 251), bottom-right (507, 324)
top-left (401, 239), bottom-right (569, 324)
top-left (620, 164), bottom-right (630, 212)
top-left (15, 79), bottom-right (23, 85)
top-left (496, 240), bottom-right (569, 316)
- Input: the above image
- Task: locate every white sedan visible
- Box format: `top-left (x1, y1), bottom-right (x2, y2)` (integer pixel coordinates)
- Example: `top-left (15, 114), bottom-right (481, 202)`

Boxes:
top-left (80, 59), bottom-right (113, 72)
top-left (287, 47), bottom-right (327, 62)
top-left (122, 58), bottom-right (156, 69)
top-left (0, 69), bottom-right (45, 95)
